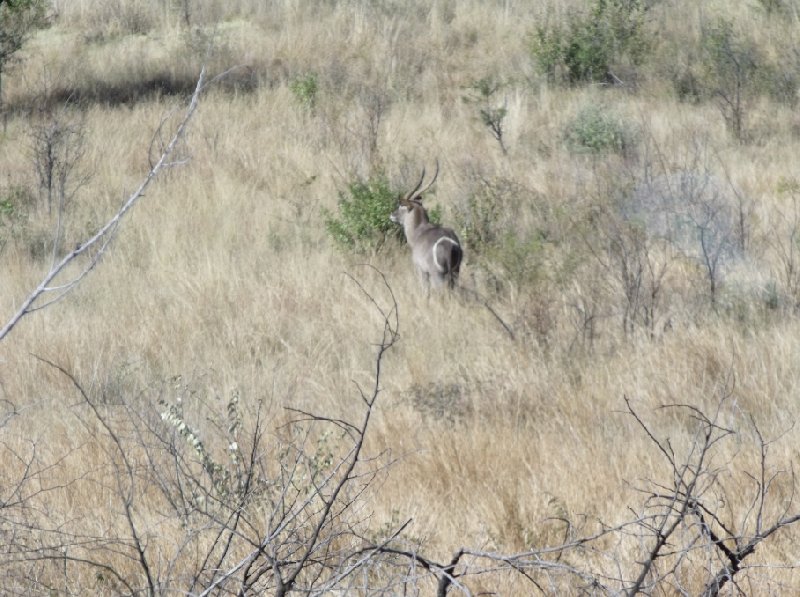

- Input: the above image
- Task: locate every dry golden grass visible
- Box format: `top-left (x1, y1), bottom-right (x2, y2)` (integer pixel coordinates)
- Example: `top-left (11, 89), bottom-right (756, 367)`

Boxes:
top-left (2, 0), bottom-right (800, 593)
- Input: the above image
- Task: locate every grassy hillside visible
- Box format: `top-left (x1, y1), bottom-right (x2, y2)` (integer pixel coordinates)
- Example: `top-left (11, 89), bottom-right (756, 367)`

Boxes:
top-left (2, 0), bottom-right (800, 593)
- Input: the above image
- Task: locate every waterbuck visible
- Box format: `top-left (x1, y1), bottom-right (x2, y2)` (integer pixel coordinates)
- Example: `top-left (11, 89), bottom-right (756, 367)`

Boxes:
top-left (390, 163), bottom-right (462, 289)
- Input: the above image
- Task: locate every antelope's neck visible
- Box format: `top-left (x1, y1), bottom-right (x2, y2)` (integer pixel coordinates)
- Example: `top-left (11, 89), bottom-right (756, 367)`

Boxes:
top-left (403, 205), bottom-right (429, 243)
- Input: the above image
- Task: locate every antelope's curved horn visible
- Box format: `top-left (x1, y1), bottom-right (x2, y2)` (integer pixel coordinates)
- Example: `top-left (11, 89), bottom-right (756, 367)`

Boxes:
top-left (404, 167), bottom-right (427, 202)
top-left (404, 160), bottom-right (440, 202)
top-left (416, 159), bottom-right (439, 199)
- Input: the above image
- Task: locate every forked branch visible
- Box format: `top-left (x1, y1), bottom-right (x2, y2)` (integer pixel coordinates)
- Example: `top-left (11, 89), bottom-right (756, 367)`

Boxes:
top-left (198, 267), bottom-right (400, 596)
top-left (622, 392), bottom-right (800, 596)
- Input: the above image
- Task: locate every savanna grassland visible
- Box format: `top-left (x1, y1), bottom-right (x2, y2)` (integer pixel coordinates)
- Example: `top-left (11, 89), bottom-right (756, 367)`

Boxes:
top-left (2, 0), bottom-right (800, 594)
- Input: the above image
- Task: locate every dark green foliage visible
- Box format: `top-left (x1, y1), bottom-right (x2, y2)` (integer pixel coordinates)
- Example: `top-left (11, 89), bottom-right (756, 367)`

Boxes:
top-left (325, 173), bottom-right (444, 254)
top-left (0, 0), bottom-right (48, 71)
top-left (324, 176), bottom-right (404, 253)
top-left (0, 0), bottom-right (47, 122)
top-left (672, 67), bottom-right (702, 104)
top-left (759, 58), bottom-right (800, 108)
top-left (531, 0), bottom-right (650, 85)
top-left (701, 20), bottom-right (759, 90)
top-left (0, 196), bottom-right (13, 218)
top-left (486, 232), bottom-right (548, 287)
top-left (671, 18), bottom-right (795, 135)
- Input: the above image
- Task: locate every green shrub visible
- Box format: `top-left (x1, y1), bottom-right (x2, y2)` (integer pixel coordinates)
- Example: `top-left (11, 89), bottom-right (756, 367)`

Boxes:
top-left (325, 175), bottom-right (443, 253)
top-left (0, 0), bottom-right (49, 113)
top-left (487, 232), bottom-right (548, 287)
top-left (564, 104), bottom-right (635, 155)
top-left (672, 67), bottom-right (702, 104)
top-left (0, 184), bottom-right (34, 247)
top-left (753, 0), bottom-right (792, 17)
top-left (289, 72), bottom-right (319, 111)
top-left (324, 176), bottom-right (402, 253)
top-left (531, 0), bottom-right (650, 85)
top-left (760, 60), bottom-right (800, 108)
top-left (455, 178), bottom-right (505, 253)
top-left (453, 175), bottom-right (551, 288)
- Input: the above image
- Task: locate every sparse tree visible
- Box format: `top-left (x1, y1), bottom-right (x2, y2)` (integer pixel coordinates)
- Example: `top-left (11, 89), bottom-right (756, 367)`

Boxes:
top-left (30, 107), bottom-right (89, 217)
top-left (28, 105), bottom-right (92, 264)
top-left (625, 135), bottom-right (742, 308)
top-left (463, 77), bottom-right (508, 154)
top-left (701, 19), bottom-right (760, 143)
top-left (587, 206), bottom-right (671, 337)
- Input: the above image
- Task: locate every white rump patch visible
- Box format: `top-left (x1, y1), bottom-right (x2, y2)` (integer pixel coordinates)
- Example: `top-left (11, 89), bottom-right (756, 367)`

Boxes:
top-left (432, 237), bottom-right (460, 271)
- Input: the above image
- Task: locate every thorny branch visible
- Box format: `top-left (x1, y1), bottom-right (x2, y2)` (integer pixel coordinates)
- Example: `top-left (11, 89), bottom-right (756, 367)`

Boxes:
top-left (620, 389), bottom-right (800, 596)
top-left (5, 268), bottom-right (800, 595)
top-left (34, 355), bottom-right (157, 596)
top-left (198, 268), bottom-right (400, 596)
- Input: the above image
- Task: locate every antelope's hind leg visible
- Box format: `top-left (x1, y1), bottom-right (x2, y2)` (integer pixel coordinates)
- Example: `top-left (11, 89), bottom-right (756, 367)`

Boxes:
top-left (414, 266), bottom-right (431, 290)
top-left (430, 271), bottom-right (448, 289)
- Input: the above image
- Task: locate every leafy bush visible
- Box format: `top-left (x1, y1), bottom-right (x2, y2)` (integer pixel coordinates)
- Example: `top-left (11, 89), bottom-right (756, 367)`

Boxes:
top-left (455, 180), bottom-right (503, 253)
top-left (531, 0), bottom-right (650, 85)
top-left (1, 182), bottom-right (33, 210)
top-left (324, 176), bottom-right (403, 253)
top-left (759, 58), bottom-right (800, 108)
top-left (453, 175), bottom-right (550, 287)
top-left (486, 232), bottom-right (549, 287)
top-left (672, 18), bottom-right (794, 136)
top-left (0, 0), bottom-right (49, 111)
top-left (289, 72), bottom-right (319, 110)
top-left (672, 67), bottom-right (702, 104)
top-left (564, 104), bottom-right (635, 155)
top-left (325, 172), bottom-right (445, 254)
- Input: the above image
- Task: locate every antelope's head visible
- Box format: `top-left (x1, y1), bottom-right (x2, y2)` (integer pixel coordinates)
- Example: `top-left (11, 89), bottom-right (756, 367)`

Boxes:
top-left (389, 160), bottom-right (461, 289)
top-left (390, 161), bottom-right (439, 226)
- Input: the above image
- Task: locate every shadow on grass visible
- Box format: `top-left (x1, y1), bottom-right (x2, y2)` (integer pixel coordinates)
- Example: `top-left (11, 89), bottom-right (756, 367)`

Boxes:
top-left (7, 66), bottom-right (262, 114)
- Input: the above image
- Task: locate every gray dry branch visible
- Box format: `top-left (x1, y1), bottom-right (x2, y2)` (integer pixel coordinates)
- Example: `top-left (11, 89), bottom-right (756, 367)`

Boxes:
top-left (0, 67), bottom-right (207, 343)
top-left (202, 268), bottom-right (401, 596)
top-left (10, 281), bottom-right (800, 595)
top-left (356, 385), bottom-right (800, 595)
top-left (16, 269), bottom-right (403, 596)
top-left (621, 388), bottom-right (800, 596)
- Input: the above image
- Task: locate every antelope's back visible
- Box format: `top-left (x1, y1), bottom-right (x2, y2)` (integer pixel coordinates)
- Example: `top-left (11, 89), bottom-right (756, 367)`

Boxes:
top-left (430, 228), bottom-right (462, 274)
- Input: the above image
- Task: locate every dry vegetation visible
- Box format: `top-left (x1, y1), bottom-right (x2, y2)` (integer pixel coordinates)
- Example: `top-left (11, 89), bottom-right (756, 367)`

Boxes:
top-left (2, 0), bottom-right (800, 594)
